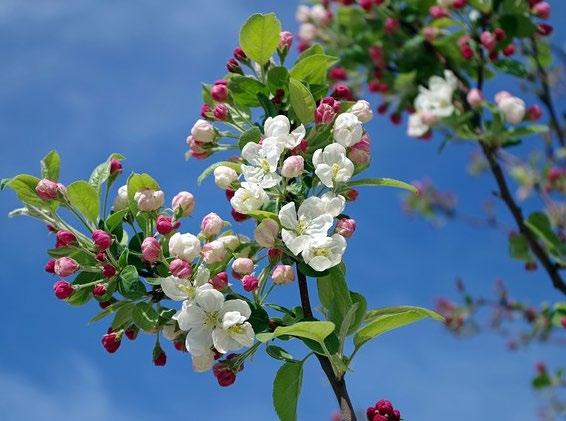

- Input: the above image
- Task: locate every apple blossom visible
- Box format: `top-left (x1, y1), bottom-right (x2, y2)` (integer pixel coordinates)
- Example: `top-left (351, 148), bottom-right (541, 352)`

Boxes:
top-left (201, 212), bottom-right (224, 237)
top-left (210, 271), bottom-right (229, 291)
top-left (315, 102), bottom-right (337, 125)
top-left (141, 237), bottom-right (161, 262)
top-left (230, 182), bottom-right (269, 214)
top-left (101, 330), bottom-right (121, 353)
top-left (497, 94), bottom-right (526, 124)
top-left (192, 349), bottom-right (215, 373)
top-left (36, 179), bottom-right (59, 200)
top-left (169, 258), bottom-right (192, 279)
top-left (213, 165), bottom-right (238, 189)
top-left (55, 230), bottom-right (77, 247)
top-left (202, 240), bottom-right (227, 264)
top-left (279, 31), bottom-right (293, 49)
top-left (102, 264), bottom-right (117, 279)
top-left (161, 277), bottom-right (213, 302)
top-left (241, 139), bottom-right (283, 188)
top-left (92, 229), bottom-right (112, 251)
top-left (156, 215), bottom-right (179, 235)
top-left (349, 100), bottom-right (373, 123)
top-left (414, 70), bottom-right (457, 120)
top-left (109, 158), bottom-right (122, 175)
top-left (254, 218), bottom-right (280, 248)
top-left (113, 185), bottom-right (129, 211)
top-left (168, 232), bottom-right (201, 262)
top-left (335, 218), bottom-right (356, 238)
top-left (466, 89), bottom-right (483, 108)
top-left (242, 274), bottom-right (259, 292)
top-left (134, 189), bottom-right (164, 211)
top-left (172, 191), bottom-right (195, 217)
top-left (218, 234), bottom-right (240, 251)
top-left (44, 259), bottom-right (56, 273)
top-left (281, 155), bottom-right (304, 178)
top-left (232, 257), bottom-right (254, 275)
top-left (272, 264), bottom-right (295, 285)
top-left (312, 143), bottom-right (355, 187)
top-left (211, 83), bottom-right (229, 102)
top-left (54, 257), bottom-right (80, 277)
top-left (348, 135), bottom-right (371, 165)
top-left (213, 104), bottom-right (229, 121)
top-left (278, 197), bottom-right (333, 255)
top-left (191, 119), bottom-right (216, 143)
top-left (92, 283), bottom-right (107, 297)
top-left (176, 288), bottom-right (254, 357)
top-left (332, 112), bottom-right (363, 147)
top-left (320, 192), bottom-right (346, 217)
top-left (299, 23), bottom-right (318, 42)
top-left (302, 234), bottom-right (347, 271)
top-left (263, 115), bottom-right (306, 149)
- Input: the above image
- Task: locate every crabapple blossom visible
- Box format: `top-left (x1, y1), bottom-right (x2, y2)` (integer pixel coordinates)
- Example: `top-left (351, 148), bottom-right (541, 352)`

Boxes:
top-left (36, 179), bottom-right (59, 200)
top-left (467, 89), bottom-right (483, 108)
top-left (55, 230), bottom-right (77, 247)
top-left (272, 264), bottom-right (295, 285)
top-left (230, 182), bottom-right (269, 214)
top-left (335, 218), bottom-right (357, 238)
top-left (242, 274), bottom-right (259, 292)
top-left (172, 191), bottom-right (195, 217)
top-left (169, 258), bottom-right (192, 279)
top-left (92, 229), bottom-right (112, 251)
top-left (113, 185), bottom-right (129, 211)
top-left (161, 277), bottom-right (212, 302)
top-left (213, 166), bottom-right (238, 189)
top-left (232, 257), bottom-right (254, 276)
top-left (254, 218), bottom-right (280, 248)
top-left (496, 94), bottom-right (526, 124)
top-left (210, 272), bottom-right (229, 290)
top-left (192, 349), bottom-right (215, 373)
top-left (191, 119), bottom-right (216, 143)
top-left (141, 237), bottom-right (161, 262)
top-left (168, 232), bottom-right (201, 262)
top-left (241, 139), bottom-right (283, 188)
top-left (54, 257), bottom-right (79, 277)
top-left (348, 135), bottom-right (371, 165)
top-left (312, 143), bottom-right (355, 187)
top-left (134, 189), bottom-right (164, 211)
top-left (263, 115), bottom-right (306, 149)
top-left (218, 234), bottom-right (240, 251)
top-left (349, 100), bottom-right (373, 123)
top-left (320, 192), bottom-right (346, 217)
top-left (156, 215), bottom-right (179, 235)
top-left (202, 240), bottom-right (227, 264)
top-left (281, 155), bottom-right (304, 178)
top-left (332, 112), bottom-right (363, 147)
top-left (53, 280), bottom-right (74, 299)
top-left (279, 31), bottom-right (293, 49)
top-left (302, 234), bottom-right (347, 271)
top-left (201, 212), bottom-right (224, 237)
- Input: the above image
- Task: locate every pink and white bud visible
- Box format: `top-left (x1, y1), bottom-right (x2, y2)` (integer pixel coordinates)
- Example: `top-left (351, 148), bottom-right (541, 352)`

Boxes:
top-left (109, 159), bottom-right (123, 176)
top-left (211, 83), bottom-right (229, 102)
top-left (497, 95), bottom-right (526, 124)
top-left (169, 258), bottom-right (192, 279)
top-left (384, 17), bottom-right (399, 33)
top-left (172, 191), bottom-right (195, 217)
top-left (213, 104), bottom-right (229, 121)
top-left (54, 257), bottom-right (80, 277)
top-left (423, 26), bottom-right (438, 42)
top-left (429, 6), bottom-right (448, 19)
top-left (480, 31), bottom-right (496, 50)
top-left (113, 185), bottom-right (129, 211)
top-left (53, 280), bottom-right (74, 299)
top-left (242, 274), bottom-right (259, 292)
top-left (335, 218), bottom-right (357, 238)
top-left (201, 212), bottom-right (224, 237)
top-left (315, 102), bottom-right (337, 125)
top-left (281, 155), bottom-right (304, 178)
top-left (55, 230), bottom-right (77, 248)
top-left (213, 166), bottom-right (238, 189)
top-left (134, 189), bottom-right (164, 211)
top-left (349, 100), bottom-right (373, 123)
top-left (210, 272), bottom-right (228, 291)
top-left (141, 237), bottom-right (161, 263)
top-left (202, 240), bottom-right (227, 264)
top-left (298, 23), bottom-right (318, 42)
top-left (272, 265), bottom-right (295, 285)
top-left (219, 234), bottom-right (240, 251)
top-left (254, 219), bottom-right (280, 248)
top-left (156, 215), bottom-right (180, 235)
top-left (494, 91), bottom-right (512, 105)
top-left (268, 248), bottom-right (283, 262)
top-left (93, 283), bottom-right (107, 297)
top-left (348, 135), bottom-right (371, 165)
top-left (421, 112), bottom-right (438, 126)
top-left (36, 179), bottom-right (59, 200)
top-left (232, 257), bottom-right (254, 275)
top-left (190, 119), bottom-right (215, 143)
top-left (92, 229), bottom-right (113, 251)
top-left (279, 31), bottom-right (293, 49)
top-left (532, 2), bottom-right (550, 19)
top-left (466, 89), bottom-right (484, 108)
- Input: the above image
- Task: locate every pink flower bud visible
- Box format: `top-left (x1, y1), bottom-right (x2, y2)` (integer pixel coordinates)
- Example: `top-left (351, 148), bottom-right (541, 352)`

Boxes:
top-left (279, 31), bottom-right (293, 49)
top-left (213, 104), bottom-right (229, 121)
top-left (45, 259), bottom-right (56, 273)
top-left (537, 23), bottom-right (553, 36)
top-left (242, 274), bottom-right (259, 292)
top-left (55, 230), bottom-right (77, 248)
top-left (453, 0), bottom-right (466, 9)
top-left (335, 218), bottom-right (357, 238)
top-left (54, 256), bottom-right (80, 277)
top-left (254, 219), bottom-right (280, 248)
top-left (210, 272), bottom-right (228, 291)
top-left (93, 283), bottom-right (107, 297)
top-left (390, 113), bottom-right (401, 125)
top-left (232, 257), bottom-right (254, 275)
top-left (466, 89), bottom-right (484, 108)
top-left (134, 189), bottom-right (164, 211)
top-left (291, 139), bottom-right (309, 155)
top-left (102, 264), bottom-right (117, 279)
top-left (226, 58), bottom-right (242, 74)
top-left (125, 326), bottom-right (139, 340)
top-left (92, 229), bottom-right (113, 251)
top-left (502, 44), bottom-right (515, 56)
top-left (272, 265), bottom-right (295, 285)
top-left (348, 135), bottom-right (371, 165)
top-left (423, 27), bottom-right (438, 42)
top-left (202, 240), bottom-right (226, 264)
top-left (268, 248), bottom-right (283, 262)
top-left (233, 47), bottom-right (247, 61)
top-left (345, 189), bottom-right (359, 201)
top-left (429, 6), bottom-right (448, 19)
top-left (201, 212), bottom-right (224, 237)
top-left (368, 46), bottom-right (384, 67)
top-left (36, 179), bottom-right (59, 200)
top-left (211, 83), bottom-right (229, 102)
top-left (213, 362), bottom-right (236, 387)
top-left (191, 119), bottom-right (215, 143)
top-left (281, 155), bottom-right (304, 178)
top-left (384, 17), bottom-right (399, 33)
top-left (315, 102), bottom-right (337, 124)
top-left (101, 331), bottom-right (121, 353)
top-left (494, 28), bottom-right (506, 41)
top-left (527, 104), bottom-right (542, 120)
top-left (53, 280), bottom-right (74, 299)
top-left (172, 191), bottom-right (195, 217)
top-left (153, 348), bottom-right (167, 366)
top-left (200, 103), bottom-right (211, 119)
top-left (494, 91), bottom-right (511, 105)
top-left (141, 237), bottom-right (161, 262)
top-left (459, 41), bottom-right (474, 59)
top-left (213, 166), bottom-right (238, 190)
top-left (360, 0), bottom-right (373, 11)
top-left (329, 67), bottom-right (347, 81)
top-left (532, 2), bottom-right (550, 19)
top-left (169, 258), bottom-right (192, 278)
top-left (156, 215), bottom-right (179, 235)
top-left (332, 84), bottom-right (352, 101)
top-left (109, 159), bottom-right (123, 175)
top-left (480, 31), bottom-right (496, 51)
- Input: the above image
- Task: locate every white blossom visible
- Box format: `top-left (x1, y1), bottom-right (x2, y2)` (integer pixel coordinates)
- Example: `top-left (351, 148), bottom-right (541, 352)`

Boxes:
top-left (264, 115), bottom-right (306, 149)
top-left (333, 112), bottom-right (363, 147)
top-left (230, 182), bottom-right (269, 214)
top-left (312, 143), bottom-right (354, 188)
top-left (407, 113), bottom-right (430, 137)
top-left (241, 139), bottom-right (283, 188)
top-left (161, 277), bottom-right (213, 301)
top-left (320, 192), bottom-right (346, 217)
top-left (113, 185), bottom-right (129, 211)
top-left (498, 96), bottom-right (526, 125)
top-left (169, 232), bottom-right (201, 262)
top-left (213, 166), bottom-right (238, 189)
top-left (134, 189), bottom-right (164, 211)
top-left (349, 100), bottom-right (373, 123)
top-left (192, 349), bottom-right (215, 372)
top-left (302, 234), bottom-right (347, 272)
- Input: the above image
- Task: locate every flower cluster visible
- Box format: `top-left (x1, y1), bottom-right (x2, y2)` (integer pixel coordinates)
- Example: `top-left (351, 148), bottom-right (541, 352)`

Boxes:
top-left (366, 399), bottom-right (401, 421)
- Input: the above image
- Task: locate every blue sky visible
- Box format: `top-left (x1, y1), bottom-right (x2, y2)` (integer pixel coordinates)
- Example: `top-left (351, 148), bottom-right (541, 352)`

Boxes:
top-left (0, 1), bottom-right (565, 420)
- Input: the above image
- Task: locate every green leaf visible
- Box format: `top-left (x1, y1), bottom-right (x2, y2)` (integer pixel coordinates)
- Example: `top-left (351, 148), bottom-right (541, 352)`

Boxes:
top-left (393, 71), bottom-right (417, 93)
top-left (354, 306), bottom-right (443, 349)
top-left (468, 0), bottom-right (492, 13)
top-left (295, 44), bottom-right (324, 63)
top-left (118, 265), bottom-right (146, 299)
top-left (47, 246), bottom-right (98, 266)
top-left (5, 174), bottom-right (44, 207)
top-left (197, 161), bottom-right (241, 186)
top-left (126, 173), bottom-right (160, 212)
top-left (239, 126), bottom-right (262, 150)
top-left (346, 177), bottom-right (417, 193)
top-left (88, 301), bottom-right (129, 324)
top-left (493, 59), bottom-right (528, 78)
top-left (132, 302), bottom-right (159, 332)
top-left (67, 180), bottom-right (99, 223)
top-left (111, 302), bottom-right (136, 329)
top-left (105, 208), bottom-right (129, 232)
top-left (317, 264), bottom-right (352, 334)
top-left (266, 345), bottom-right (296, 362)
top-left (88, 153), bottom-right (124, 192)
top-left (40, 150), bottom-right (60, 181)
top-left (498, 14), bottom-right (537, 38)
top-left (508, 233), bottom-right (532, 261)
top-left (267, 66), bottom-right (290, 95)
top-left (239, 13), bottom-right (281, 65)
top-left (256, 321), bottom-right (335, 345)
top-left (245, 209), bottom-right (279, 222)
top-left (347, 291), bottom-right (367, 335)
top-left (273, 361), bottom-right (304, 421)
top-left (289, 78), bottom-right (315, 124)
top-left (289, 54), bottom-right (337, 85)
top-left (525, 212), bottom-right (566, 257)
top-left (229, 75), bottom-right (270, 107)
top-left (503, 124), bottom-right (549, 139)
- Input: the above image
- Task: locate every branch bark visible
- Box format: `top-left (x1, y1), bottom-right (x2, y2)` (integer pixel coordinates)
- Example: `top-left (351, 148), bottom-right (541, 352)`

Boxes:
top-left (296, 264), bottom-right (357, 421)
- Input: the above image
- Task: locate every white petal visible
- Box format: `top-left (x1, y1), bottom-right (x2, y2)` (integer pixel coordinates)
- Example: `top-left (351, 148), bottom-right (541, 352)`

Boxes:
top-left (160, 276), bottom-right (189, 301)
top-left (212, 328), bottom-right (242, 354)
top-left (192, 351), bottom-right (214, 372)
top-left (242, 142), bottom-right (261, 164)
top-left (221, 299), bottom-right (252, 319)
top-left (186, 326), bottom-right (214, 356)
top-left (278, 202), bottom-right (298, 230)
top-left (176, 305), bottom-right (205, 331)
top-left (195, 288), bottom-right (224, 313)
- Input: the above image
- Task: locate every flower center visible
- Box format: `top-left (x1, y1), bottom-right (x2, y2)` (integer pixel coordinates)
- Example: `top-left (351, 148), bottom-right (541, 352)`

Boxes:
top-left (296, 218), bottom-right (309, 235)
top-left (331, 163), bottom-right (341, 179)
top-left (260, 158), bottom-right (271, 173)
top-left (313, 247), bottom-right (331, 257)
top-left (228, 324), bottom-right (245, 334)
top-left (179, 283), bottom-right (195, 298)
top-left (203, 311), bottom-right (220, 327)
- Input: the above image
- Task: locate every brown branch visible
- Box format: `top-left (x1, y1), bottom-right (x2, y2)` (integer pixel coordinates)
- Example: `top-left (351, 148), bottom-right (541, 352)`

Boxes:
top-left (296, 264), bottom-right (357, 421)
